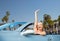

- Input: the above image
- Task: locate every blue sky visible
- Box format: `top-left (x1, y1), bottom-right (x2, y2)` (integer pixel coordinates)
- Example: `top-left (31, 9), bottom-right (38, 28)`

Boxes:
top-left (0, 0), bottom-right (60, 22)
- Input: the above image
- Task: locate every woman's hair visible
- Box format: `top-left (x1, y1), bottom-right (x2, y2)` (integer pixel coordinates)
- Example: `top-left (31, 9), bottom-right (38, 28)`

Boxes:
top-left (38, 22), bottom-right (43, 25)
top-left (36, 22), bottom-right (43, 30)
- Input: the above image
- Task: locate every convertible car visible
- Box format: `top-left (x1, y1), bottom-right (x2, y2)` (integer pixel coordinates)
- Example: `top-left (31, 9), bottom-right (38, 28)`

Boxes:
top-left (0, 22), bottom-right (60, 41)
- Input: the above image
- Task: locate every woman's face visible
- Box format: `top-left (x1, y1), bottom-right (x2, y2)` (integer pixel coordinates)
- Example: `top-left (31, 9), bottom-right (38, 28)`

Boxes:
top-left (38, 22), bottom-right (43, 30)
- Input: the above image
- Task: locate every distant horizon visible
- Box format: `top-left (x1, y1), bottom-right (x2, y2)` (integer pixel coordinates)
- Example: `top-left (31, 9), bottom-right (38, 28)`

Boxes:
top-left (0, 0), bottom-right (60, 22)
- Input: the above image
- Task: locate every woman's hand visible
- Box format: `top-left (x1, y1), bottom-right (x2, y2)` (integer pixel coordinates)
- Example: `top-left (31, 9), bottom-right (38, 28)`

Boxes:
top-left (35, 9), bottom-right (40, 14)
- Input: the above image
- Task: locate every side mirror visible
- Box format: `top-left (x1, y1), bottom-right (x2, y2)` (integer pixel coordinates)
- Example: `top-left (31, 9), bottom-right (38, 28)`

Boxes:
top-left (20, 30), bottom-right (34, 36)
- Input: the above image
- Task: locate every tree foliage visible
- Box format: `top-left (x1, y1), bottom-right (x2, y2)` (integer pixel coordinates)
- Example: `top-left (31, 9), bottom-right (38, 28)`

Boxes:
top-left (2, 11), bottom-right (10, 23)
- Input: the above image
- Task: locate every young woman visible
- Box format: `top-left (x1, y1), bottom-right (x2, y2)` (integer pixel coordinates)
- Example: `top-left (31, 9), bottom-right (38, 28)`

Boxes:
top-left (21, 9), bottom-right (46, 36)
top-left (34, 9), bottom-right (46, 36)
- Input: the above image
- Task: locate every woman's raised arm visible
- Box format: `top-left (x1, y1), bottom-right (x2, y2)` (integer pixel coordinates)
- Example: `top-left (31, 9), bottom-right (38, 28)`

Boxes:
top-left (34, 9), bottom-right (40, 32)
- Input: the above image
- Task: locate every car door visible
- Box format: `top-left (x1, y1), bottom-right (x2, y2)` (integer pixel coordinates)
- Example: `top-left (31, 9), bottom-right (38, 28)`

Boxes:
top-left (50, 35), bottom-right (60, 41)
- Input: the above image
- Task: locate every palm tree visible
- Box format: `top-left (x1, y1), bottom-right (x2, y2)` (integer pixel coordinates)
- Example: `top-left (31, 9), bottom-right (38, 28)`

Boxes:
top-left (1, 11), bottom-right (10, 30)
top-left (58, 15), bottom-right (60, 26)
top-left (43, 14), bottom-right (54, 34)
top-left (2, 11), bottom-right (10, 23)
top-left (47, 19), bottom-right (54, 26)
top-left (53, 19), bottom-right (57, 22)
top-left (43, 14), bottom-right (51, 29)
top-left (43, 14), bottom-right (51, 21)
